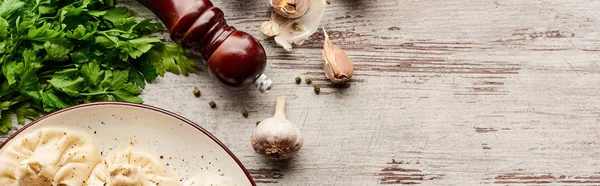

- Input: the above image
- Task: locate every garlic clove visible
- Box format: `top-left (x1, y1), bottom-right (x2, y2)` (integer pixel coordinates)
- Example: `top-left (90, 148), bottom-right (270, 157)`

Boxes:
top-left (323, 29), bottom-right (353, 83)
top-left (271, 0), bottom-right (327, 51)
top-left (270, 0), bottom-right (311, 18)
top-left (260, 20), bottom-right (281, 37)
top-left (251, 96), bottom-right (303, 160)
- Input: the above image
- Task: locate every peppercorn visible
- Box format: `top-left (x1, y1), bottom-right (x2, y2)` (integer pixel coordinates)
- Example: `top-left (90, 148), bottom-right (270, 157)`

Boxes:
top-left (305, 77), bottom-right (312, 84)
top-left (193, 87), bottom-right (201, 97)
top-left (313, 85), bottom-right (320, 94)
top-left (243, 110), bottom-right (249, 118)
top-left (295, 77), bottom-right (302, 84)
top-left (209, 101), bottom-right (216, 108)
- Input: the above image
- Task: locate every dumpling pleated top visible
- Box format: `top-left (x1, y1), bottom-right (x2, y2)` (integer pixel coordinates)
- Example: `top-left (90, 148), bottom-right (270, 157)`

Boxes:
top-left (86, 147), bottom-right (179, 186)
top-left (0, 128), bottom-right (101, 186)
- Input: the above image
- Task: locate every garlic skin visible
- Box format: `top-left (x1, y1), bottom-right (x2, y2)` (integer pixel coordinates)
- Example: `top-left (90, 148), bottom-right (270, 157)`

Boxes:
top-left (270, 0), bottom-right (311, 18)
top-left (323, 29), bottom-right (353, 83)
top-left (260, 20), bottom-right (281, 37)
top-left (251, 96), bottom-right (303, 160)
top-left (272, 0), bottom-right (327, 51)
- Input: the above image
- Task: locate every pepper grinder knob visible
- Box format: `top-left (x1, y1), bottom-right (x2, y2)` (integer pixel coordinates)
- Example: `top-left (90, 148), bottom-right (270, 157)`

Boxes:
top-left (255, 74), bottom-right (273, 93)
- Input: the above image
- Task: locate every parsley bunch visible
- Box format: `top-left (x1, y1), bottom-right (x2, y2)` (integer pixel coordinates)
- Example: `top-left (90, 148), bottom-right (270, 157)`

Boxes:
top-left (0, 0), bottom-right (197, 133)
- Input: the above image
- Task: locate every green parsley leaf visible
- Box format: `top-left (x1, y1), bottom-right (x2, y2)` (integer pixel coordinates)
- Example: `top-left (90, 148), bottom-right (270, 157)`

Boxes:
top-left (174, 54), bottom-right (197, 76)
top-left (105, 94), bottom-right (115, 101)
top-left (112, 89), bottom-right (142, 103)
top-left (147, 43), bottom-right (197, 76)
top-left (87, 10), bottom-right (105, 17)
top-left (0, 0), bottom-right (25, 19)
top-left (138, 56), bottom-right (158, 82)
top-left (80, 61), bottom-right (104, 86)
top-left (25, 22), bottom-right (65, 42)
top-left (66, 24), bottom-right (96, 40)
top-left (15, 102), bottom-right (39, 124)
top-left (118, 82), bottom-right (141, 94)
top-left (133, 19), bottom-right (164, 35)
top-left (0, 80), bottom-right (10, 96)
top-left (128, 68), bottom-right (146, 88)
top-left (0, 17), bottom-right (8, 38)
top-left (2, 61), bottom-right (22, 86)
top-left (102, 7), bottom-right (130, 23)
top-left (59, 5), bottom-right (86, 25)
top-left (48, 69), bottom-right (85, 96)
top-left (118, 38), bottom-right (161, 60)
top-left (36, 0), bottom-right (59, 15)
top-left (38, 5), bottom-right (57, 15)
top-left (111, 82), bottom-right (143, 103)
top-left (17, 75), bottom-right (42, 100)
top-left (40, 90), bottom-right (70, 112)
top-left (0, 101), bottom-right (11, 112)
top-left (44, 41), bottom-right (72, 62)
top-left (1, 50), bottom-right (41, 89)
top-left (147, 46), bottom-right (165, 76)
top-left (94, 35), bottom-right (119, 48)
top-left (70, 48), bottom-right (91, 63)
top-left (0, 111), bottom-right (12, 133)
top-left (113, 17), bottom-right (137, 33)
top-left (0, 42), bottom-right (7, 54)
top-left (100, 70), bottom-right (128, 91)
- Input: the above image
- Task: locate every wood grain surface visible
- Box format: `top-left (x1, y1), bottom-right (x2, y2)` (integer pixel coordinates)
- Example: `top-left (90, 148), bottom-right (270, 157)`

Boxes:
top-left (3, 0), bottom-right (600, 185)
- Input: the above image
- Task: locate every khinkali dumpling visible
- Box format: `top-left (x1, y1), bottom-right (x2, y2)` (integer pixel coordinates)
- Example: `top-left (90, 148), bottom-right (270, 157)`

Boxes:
top-left (0, 127), bottom-right (101, 186)
top-left (183, 172), bottom-right (236, 186)
top-left (87, 147), bottom-right (179, 186)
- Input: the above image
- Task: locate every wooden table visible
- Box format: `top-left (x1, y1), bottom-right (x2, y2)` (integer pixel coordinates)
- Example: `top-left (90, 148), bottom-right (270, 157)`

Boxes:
top-left (3, 0), bottom-right (600, 185)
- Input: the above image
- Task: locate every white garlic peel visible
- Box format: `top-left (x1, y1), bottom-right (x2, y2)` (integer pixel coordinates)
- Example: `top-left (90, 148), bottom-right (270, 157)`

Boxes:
top-left (272, 0), bottom-right (327, 51)
top-left (251, 96), bottom-right (303, 160)
top-left (323, 29), bottom-right (353, 83)
top-left (260, 20), bottom-right (281, 37)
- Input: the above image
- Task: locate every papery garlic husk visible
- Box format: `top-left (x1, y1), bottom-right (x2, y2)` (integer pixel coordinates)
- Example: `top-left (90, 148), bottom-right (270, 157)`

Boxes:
top-left (251, 96), bottom-right (303, 160)
top-left (260, 20), bottom-right (281, 37)
top-left (323, 29), bottom-right (353, 83)
top-left (272, 0), bottom-right (327, 51)
top-left (270, 0), bottom-right (311, 18)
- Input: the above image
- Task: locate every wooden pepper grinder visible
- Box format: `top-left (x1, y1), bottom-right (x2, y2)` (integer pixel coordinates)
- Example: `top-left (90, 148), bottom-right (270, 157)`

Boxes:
top-left (137, 0), bottom-right (272, 92)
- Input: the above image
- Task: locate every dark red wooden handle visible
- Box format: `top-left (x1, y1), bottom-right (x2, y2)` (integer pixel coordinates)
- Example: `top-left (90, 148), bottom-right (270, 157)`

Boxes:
top-left (138, 0), bottom-right (267, 89)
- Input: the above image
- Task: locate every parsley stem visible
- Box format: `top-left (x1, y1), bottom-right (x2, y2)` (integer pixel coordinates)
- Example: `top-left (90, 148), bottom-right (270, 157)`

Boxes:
top-left (39, 74), bottom-right (54, 80)
top-left (48, 64), bottom-right (75, 69)
top-left (38, 70), bottom-right (55, 77)
top-left (0, 90), bottom-right (15, 98)
top-left (10, 40), bottom-right (22, 60)
top-left (100, 33), bottom-right (119, 44)
top-left (98, 30), bottom-right (129, 34)
top-left (79, 92), bottom-right (111, 96)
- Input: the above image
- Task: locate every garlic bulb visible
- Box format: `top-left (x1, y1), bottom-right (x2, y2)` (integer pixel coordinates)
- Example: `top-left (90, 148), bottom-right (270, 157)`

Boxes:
top-left (323, 29), bottom-right (353, 83)
top-left (272, 0), bottom-right (327, 51)
top-left (270, 0), bottom-right (311, 18)
top-left (251, 96), bottom-right (303, 160)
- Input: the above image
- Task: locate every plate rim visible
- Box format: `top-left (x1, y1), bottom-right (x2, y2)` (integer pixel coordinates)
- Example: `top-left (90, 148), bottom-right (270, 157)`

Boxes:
top-left (0, 101), bottom-right (256, 186)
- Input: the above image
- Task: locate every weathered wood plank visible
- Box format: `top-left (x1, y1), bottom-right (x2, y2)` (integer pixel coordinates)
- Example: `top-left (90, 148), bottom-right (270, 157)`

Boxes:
top-left (3, 0), bottom-right (600, 185)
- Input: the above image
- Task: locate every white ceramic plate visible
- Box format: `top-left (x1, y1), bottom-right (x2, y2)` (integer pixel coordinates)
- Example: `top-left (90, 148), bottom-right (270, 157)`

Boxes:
top-left (0, 102), bottom-right (255, 186)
